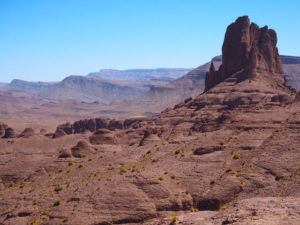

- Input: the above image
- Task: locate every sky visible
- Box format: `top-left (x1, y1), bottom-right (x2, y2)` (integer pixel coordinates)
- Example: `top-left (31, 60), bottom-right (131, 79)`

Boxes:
top-left (0, 0), bottom-right (300, 82)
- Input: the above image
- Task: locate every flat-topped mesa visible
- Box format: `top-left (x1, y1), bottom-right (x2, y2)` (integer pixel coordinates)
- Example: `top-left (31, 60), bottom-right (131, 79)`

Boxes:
top-left (205, 16), bottom-right (284, 91)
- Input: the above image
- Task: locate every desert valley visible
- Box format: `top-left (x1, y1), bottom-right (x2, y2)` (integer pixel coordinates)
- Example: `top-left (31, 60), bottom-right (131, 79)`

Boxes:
top-left (1, 13), bottom-right (300, 225)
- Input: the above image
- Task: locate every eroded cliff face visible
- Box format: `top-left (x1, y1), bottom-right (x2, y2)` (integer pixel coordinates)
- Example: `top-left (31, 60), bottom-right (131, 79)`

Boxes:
top-left (205, 16), bottom-right (284, 91)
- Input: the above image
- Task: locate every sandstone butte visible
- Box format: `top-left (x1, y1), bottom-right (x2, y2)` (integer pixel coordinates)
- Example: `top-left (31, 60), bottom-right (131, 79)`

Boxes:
top-left (0, 16), bottom-right (300, 225)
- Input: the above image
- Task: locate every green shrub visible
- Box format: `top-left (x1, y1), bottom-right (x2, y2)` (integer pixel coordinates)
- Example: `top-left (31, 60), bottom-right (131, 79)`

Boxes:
top-left (174, 149), bottom-right (181, 155)
top-left (54, 186), bottom-right (63, 192)
top-left (119, 168), bottom-right (127, 175)
top-left (53, 200), bottom-right (61, 207)
top-left (210, 178), bottom-right (216, 185)
top-left (152, 158), bottom-right (159, 163)
top-left (275, 173), bottom-right (284, 181)
top-left (158, 176), bottom-right (164, 181)
top-left (171, 215), bottom-right (177, 224)
top-left (233, 154), bottom-right (240, 160)
top-left (170, 175), bottom-right (176, 179)
top-left (63, 216), bottom-right (68, 223)
top-left (226, 167), bottom-right (232, 173)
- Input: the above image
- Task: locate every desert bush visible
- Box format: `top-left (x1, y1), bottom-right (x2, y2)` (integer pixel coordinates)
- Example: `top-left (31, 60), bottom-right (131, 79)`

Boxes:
top-left (53, 200), bottom-right (61, 207)
top-left (275, 173), bottom-right (284, 181)
top-left (158, 176), bottom-right (164, 181)
top-left (55, 186), bottom-right (63, 192)
top-left (152, 158), bottom-right (159, 163)
top-left (190, 207), bottom-right (198, 212)
top-left (233, 153), bottom-right (240, 160)
top-left (171, 215), bottom-right (177, 224)
top-left (119, 168), bottom-right (127, 175)
top-left (174, 148), bottom-right (181, 155)
top-left (226, 167), bottom-right (232, 173)
top-left (210, 178), bottom-right (216, 185)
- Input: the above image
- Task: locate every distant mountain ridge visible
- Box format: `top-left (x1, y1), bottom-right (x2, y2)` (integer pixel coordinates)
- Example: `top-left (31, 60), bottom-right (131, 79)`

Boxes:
top-left (1, 56), bottom-right (299, 107)
top-left (3, 79), bottom-right (57, 93)
top-left (87, 68), bottom-right (192, 81)
top-left (37, 75), bottom-right (147, 104)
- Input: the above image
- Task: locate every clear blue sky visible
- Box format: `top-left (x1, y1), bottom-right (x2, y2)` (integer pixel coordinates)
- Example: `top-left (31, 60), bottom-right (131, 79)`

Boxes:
top-left (0, 0), bottom-right (299, 82)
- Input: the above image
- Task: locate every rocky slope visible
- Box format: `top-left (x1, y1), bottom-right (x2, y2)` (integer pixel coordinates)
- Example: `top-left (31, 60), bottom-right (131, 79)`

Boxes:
top-left (0, 16), bottom-right (300, 225)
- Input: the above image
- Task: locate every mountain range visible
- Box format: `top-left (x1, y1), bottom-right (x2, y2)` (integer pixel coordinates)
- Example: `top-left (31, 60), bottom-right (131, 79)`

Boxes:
top-left (1, 55), bottom-right (299, 109)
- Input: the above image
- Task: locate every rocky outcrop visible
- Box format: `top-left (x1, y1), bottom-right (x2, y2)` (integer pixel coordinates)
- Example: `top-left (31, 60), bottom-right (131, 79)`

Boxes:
top-left (58, 148), bottom-right (72, 158)
top-left (54, 118), bottom-right (125, 138)
top-left (19, 128), bottom-right (35, 138)
top-left (139, 127), bottom-right (161, 146)
top-left (0, 122), bottom-right (8, 137)
top-left (71, 141), bottom-right (94, 158)
top-left (205, 16), bottom-right (284, 91)
top-left (89, 129), bottom-right (119, 145)
top-left (2, 127), bottom-right (16, 139)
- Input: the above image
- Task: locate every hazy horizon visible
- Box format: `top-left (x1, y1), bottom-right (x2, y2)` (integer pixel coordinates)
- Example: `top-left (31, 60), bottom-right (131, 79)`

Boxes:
top-left (1, 0), bottom-right (300, 82)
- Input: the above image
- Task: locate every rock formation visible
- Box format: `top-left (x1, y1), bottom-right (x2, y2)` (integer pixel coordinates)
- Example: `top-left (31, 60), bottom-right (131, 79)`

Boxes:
top-left (139, 127), bottom-right (161, 146)
top-left (89, 128), bottom-right (119, 145)
top-left (19, 128), bottom-right (35, 138)
top-left (2, 127), bottom-right (16, 139)
top-left (71, 140), bottom-right (94, 158)
top-left (58, 148), bottom-right (72, 158)
top-left (0, 122), bottom-right (8, 137)
top-left (205, 16), bottom-right (284, 91)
